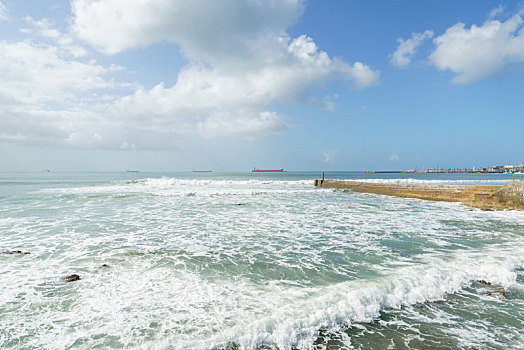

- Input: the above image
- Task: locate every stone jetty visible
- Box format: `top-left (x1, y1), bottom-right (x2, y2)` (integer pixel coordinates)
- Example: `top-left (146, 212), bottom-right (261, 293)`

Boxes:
top-left (314, 179), bottom-right (524, 211)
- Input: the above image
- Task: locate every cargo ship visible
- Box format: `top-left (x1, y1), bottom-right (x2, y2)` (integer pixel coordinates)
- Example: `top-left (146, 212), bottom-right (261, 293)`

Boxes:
top-left (252, 167), bottom-right (284, 172)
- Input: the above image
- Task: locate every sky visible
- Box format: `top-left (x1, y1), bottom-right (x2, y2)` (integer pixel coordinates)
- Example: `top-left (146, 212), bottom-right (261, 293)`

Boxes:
top-left (0, 0), bottom-right (523, 171)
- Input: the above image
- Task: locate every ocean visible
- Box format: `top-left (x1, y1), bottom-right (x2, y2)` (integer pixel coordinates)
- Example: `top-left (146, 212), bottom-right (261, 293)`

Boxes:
top-left (1, 171), bottom-right (523, 349)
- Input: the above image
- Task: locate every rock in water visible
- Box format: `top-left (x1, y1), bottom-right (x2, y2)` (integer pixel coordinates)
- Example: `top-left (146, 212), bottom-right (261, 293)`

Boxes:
top-left (1, 250), bottom-right (30, 255)
top-left (64, 274), bottom-right (81, 282)
top-left (487, 290), bottom-right (506, 297)
top-left (101, 264), bottom-right (110, 268)
top-left (477, 280), bottom-right (491, 286)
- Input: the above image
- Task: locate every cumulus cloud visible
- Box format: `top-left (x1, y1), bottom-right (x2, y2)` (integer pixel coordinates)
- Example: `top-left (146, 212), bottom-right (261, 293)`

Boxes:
top-left (1, 0), bottom-right (380, 150)
top-left (111, 34), bottom-right (379, 116)
top-left (106, 34), bottom-right (379, 142)
top-left (0, 41), bottom-right (111, 106)
top-left (72, 0), bottom-right (303, 59)
top-left (70, 0), bottom-right (379, 91)
top-left (0, 2), bottom-right (7, 21)
top-left (429, 12), bottom-right (524, 84)
top-left (391, 30), bottom-right (434, 68)
top-left (70, 0), bottom-right (378, 147)
top-left (0, 38), bottom-right (133, 149)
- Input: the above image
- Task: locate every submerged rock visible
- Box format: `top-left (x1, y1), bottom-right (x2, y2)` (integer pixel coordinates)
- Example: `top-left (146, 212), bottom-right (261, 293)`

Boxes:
top-left (487, 290), bottom-right (506, 297)
top-left (213, 342), bottom-right (240, 350)
top-left (1, 250), bottom-right (30, 255)
top-left (64, 274), bottom-right (81, 282)
top-left (100, 264), bottom-right (110, 268)
top-left (477, 280), bottom-right (491, 286)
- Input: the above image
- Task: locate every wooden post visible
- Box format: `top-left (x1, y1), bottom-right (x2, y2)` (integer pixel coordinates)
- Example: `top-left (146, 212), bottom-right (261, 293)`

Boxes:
top-left (321, 171), bottom-right (324, 185)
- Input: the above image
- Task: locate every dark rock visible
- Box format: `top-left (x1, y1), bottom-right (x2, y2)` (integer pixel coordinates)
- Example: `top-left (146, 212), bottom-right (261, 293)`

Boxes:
top-left (477, 280), bottom-right (491, 286)
top-left (64, 274), bottom-right (81, 282)
top-left (2, 250), bottom-right (30, 255)
top-left (212, 342), bottom-right (240, 350)
top-left (224, 343), bottom-right (240, 350)
top-left (100, 264), bottom-right (110, 268)
top-left (232, 203), bottom-right (246, 206)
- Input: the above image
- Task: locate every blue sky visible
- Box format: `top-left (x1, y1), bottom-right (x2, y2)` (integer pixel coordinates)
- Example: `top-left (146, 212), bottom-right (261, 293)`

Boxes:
top-left (0, 0), bottom-right (523, 171)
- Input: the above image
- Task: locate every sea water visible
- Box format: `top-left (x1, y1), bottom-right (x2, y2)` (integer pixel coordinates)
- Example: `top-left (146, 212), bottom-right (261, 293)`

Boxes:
top-left (0, 172), bottom-right (523, 349)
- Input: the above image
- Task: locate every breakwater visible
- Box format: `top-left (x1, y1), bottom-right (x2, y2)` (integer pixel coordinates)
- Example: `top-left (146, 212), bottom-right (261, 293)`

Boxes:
top-left (315, 179), bottom-right (524, 210)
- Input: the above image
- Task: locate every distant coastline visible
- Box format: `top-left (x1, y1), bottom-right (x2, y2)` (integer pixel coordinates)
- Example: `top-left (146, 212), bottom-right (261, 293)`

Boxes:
top-left (368, 163), bottom-right (524, 174)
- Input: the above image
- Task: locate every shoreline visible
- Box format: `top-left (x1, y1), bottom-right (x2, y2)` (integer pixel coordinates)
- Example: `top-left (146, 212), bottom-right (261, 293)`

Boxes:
top-left (315, 180), bottom-right (524, 211)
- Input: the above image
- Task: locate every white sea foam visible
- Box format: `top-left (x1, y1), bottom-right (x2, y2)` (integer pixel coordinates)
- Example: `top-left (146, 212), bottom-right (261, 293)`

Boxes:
top-left (209, 246), bottom-right (522, 349)
top-left (2, 174), bottom-right (523, 349)
top-left (2, 243), bottom-right (520, 349)
top-left (36, 177), bottom-right (316, 197)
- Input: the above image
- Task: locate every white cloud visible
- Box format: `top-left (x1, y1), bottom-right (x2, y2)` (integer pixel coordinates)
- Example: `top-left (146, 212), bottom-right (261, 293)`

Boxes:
top-left (0, 1), bottom-right (7, 21)
top-left (71, 0), bottom-right (378, 88)
top-left (389, 153), bottom-right (399, 162)
top-left (0, 41), bottom-right (110, 106)
top-left (68, 1), bottom-right (379, 145)
top-left (0, 1), bottom-right (380, 150)
top-left (488, 4), bottom-right (505, 20)
top-left (71, 0), bottom-right (304, 58)
top-left (108, 34), bottom-right (378, 140)
top-left (21, 17), bottom-right (88, 57)
top-left (429, 13), bottom-right (524, 83)
top-left (198, 112), bottom-right (287, 139)
top-left (321, 149), bottom-right (338, 162)
top-left (321, 94), bottom-right (338, 112)
top-left (0, 39), bottom-right (133, 149)
top-left (391, 30), bottom-right (434, 68)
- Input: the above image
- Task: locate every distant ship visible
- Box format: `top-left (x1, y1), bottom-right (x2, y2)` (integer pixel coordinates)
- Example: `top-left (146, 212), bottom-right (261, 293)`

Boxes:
top-left (252, 167), bottom-right (284, 173)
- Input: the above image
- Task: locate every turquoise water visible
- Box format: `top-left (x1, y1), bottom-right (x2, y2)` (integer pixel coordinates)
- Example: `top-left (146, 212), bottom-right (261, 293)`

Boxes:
top-left (0, 172), bottom-right (523, 349)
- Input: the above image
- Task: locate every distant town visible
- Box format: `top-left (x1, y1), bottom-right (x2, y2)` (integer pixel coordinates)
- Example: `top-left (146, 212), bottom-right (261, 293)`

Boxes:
top-left (405, 163), bottom-right (524, 174)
